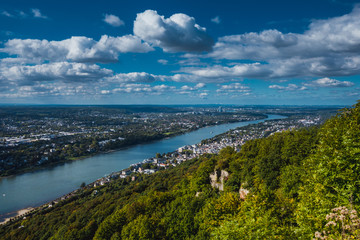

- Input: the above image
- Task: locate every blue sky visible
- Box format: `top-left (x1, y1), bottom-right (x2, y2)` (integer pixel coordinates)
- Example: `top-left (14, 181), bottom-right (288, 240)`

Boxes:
top-left (0, 0), bottom-right (359, 105)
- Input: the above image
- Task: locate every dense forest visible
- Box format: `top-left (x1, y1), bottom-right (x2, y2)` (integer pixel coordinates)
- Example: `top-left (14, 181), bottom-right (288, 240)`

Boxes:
top-left (1, 102), bottom-right (359, 239)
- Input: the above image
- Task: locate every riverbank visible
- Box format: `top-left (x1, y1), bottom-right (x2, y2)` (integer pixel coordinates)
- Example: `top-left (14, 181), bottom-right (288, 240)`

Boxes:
top-left (0, 116), bottom-right (267, 179)
top-left (0, 207), bottom-right (34, 225)
top-left (0, 115), bottom-right (278, 217)
top-left (0, 114), bottom-right (288, 226)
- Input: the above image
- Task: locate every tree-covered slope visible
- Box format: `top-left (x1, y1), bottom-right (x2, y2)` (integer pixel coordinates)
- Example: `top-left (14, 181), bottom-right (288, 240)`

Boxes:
top-left (1, 102), bottom-right (359, 239)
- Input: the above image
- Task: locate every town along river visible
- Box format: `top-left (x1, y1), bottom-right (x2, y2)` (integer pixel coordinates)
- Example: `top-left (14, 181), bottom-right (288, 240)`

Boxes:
top-left (0, 114), bottom-right (286, 216)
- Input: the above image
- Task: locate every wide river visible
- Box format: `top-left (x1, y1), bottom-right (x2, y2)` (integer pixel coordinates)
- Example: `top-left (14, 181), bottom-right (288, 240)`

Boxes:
top-left (0, 114), bottom-right (285, 215)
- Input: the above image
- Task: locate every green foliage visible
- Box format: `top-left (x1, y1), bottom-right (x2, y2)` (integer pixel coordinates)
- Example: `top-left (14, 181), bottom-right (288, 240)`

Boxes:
top-left (197, 192), bottom-right (241, 234)
top-left (190, 155), bottom-right (217, 192)
top-left (1, 102), bottom-right (360, 239)
top-left (120, 214), bottom-right (163, 239)
top-left (297, 102), bottom-right (360, 237)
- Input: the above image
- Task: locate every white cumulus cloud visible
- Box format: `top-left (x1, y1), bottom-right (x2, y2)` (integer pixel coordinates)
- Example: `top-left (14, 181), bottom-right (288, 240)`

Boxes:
top-left (180, 82), bottom-right (206, 91)
top-left (157, 59), bottom-right (168, 65)
top-left (269, 78), bottom-right (354, 92)
top-left (1, 62), bottom-right (112, 85)
top-left (217, 83), bottom-right (251, 93)
top-left (211, 6), bottom-right (360, 61)
top-left (31, 8), bottom-right (47, 19)
top-left (305, 77), bottom-right (355, 88)
top-left (1, 35), bottom-right (153, 63)
top-left (103, 14), bottom-right (124, 27)
top-left (134, 10), bottom-right (214, 52)
top-left (199, 92), bottom-right (208, 98)
top-left (183, 63), bottom-right (272, 80)
top-left (107, 72), bottom-right (165, 83)
top-left (113, 83), bottom-right (175, 94)
top-left (200, 6), bottom-right (360, 79)
top-left (269, 84), bottom-right (307, 91)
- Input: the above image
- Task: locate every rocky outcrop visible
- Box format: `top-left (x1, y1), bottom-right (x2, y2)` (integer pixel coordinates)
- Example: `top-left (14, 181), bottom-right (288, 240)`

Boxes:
top-left (210, 169), bottom-right (229, 191)
top-left (239, 187), bottom-right (249, 200)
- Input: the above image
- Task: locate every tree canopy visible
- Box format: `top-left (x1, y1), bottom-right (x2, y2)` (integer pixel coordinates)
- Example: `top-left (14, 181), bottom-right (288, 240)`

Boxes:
top-left (1, 102), bottom-right (360, 239)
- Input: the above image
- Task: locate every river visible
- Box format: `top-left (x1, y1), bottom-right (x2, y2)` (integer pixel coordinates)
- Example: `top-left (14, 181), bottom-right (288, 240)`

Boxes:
top-left (0, 114), bottom-right (286, 215)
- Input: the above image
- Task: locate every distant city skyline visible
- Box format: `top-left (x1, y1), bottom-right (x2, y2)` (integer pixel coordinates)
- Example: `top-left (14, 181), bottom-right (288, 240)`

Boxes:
top-left (0, 0), bottom-right (359, 105)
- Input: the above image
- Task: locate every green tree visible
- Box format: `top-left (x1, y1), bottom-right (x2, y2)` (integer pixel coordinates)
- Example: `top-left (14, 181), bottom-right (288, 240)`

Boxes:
top-left (297, 102), bottom-right (360, 237)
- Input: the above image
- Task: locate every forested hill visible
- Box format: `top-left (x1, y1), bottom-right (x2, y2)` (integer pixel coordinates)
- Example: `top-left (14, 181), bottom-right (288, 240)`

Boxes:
top-left (1, 102), bottom-right (359, 239)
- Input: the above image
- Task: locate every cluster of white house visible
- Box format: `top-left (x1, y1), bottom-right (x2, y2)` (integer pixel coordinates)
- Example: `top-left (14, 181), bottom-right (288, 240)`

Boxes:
top-left (85, 116), bottom-right (324, 192)
top-left (0, 132), bottom-right (77, 147)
